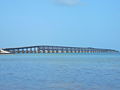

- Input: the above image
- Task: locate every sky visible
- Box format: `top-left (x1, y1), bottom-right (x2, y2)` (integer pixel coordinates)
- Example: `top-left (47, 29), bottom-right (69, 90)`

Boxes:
top-left (0, 0), bottom-right (120, 50)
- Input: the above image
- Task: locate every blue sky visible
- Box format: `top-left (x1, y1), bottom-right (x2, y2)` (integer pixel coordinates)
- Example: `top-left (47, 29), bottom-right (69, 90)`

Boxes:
top-left (0, 0), bottom-right (120, 50)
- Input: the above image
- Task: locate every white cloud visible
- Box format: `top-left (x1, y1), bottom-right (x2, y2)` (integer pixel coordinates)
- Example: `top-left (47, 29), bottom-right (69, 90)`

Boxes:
top-left (54, 0), bottom-right (81, 6)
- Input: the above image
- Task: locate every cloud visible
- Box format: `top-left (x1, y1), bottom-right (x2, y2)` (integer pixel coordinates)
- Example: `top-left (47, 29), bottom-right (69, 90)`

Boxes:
top-left (54, 0), bottom-right (82, 6)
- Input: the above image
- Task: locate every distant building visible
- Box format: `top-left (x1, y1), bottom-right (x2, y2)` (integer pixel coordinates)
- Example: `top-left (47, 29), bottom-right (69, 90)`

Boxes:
top-left (0, 49), bottom-right (11, 54)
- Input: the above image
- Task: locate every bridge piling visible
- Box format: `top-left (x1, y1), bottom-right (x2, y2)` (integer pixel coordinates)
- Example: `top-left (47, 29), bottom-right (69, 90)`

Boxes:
top-left (1, 45), bottom-right (119, 54)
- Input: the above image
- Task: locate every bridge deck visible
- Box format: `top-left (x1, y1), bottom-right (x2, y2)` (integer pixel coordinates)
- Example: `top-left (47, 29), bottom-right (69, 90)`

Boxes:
top-left (2, 45), bottom-right (119, 54)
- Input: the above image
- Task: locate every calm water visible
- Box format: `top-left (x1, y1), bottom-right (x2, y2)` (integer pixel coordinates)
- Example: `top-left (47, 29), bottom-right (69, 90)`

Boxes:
top-left (0, 54), bottom-right (120, 90)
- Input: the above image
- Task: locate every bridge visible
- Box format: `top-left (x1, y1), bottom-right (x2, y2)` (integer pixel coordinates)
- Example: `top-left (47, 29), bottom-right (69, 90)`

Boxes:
top-left (1, 45), bottom-right (119, 54)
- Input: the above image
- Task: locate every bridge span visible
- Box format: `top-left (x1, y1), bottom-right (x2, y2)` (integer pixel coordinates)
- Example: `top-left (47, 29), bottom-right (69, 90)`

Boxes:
top-left (1, 45), bottom-right (119, 54)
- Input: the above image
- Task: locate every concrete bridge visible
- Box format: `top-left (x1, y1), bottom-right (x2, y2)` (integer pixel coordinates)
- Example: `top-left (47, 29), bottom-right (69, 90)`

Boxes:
top-left (1, 45), bottom-right (119, 54)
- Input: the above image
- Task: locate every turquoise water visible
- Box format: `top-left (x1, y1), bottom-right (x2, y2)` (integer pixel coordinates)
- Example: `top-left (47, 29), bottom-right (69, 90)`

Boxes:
top-left (0, 54), bottom-right (120, 90)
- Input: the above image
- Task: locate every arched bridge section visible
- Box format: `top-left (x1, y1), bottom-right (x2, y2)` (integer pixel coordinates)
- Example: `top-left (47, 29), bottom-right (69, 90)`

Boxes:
top-left (2, 45), bottom-right (119, 54)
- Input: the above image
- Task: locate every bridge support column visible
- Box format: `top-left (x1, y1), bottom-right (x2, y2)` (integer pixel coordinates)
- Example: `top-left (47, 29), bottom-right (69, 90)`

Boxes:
top-left (43, 50), bottom-right (45, 53)
top-left (22, 49), bottom-right (25, 53)
top-left (30, 48), bottom-right (33, 53)
top-left (37, 48), bottom-right (40, 53)
top-left (26, 48), bottom-right (29, 53)
top-left (17, 49), bottom-right (20, 53)
top-left (34, 47), bottom-right (36, 53)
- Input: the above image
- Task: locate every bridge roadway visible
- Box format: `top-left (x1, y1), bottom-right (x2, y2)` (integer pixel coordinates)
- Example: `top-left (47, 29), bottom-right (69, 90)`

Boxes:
top-left (2, 45), bottom-right (119, 54)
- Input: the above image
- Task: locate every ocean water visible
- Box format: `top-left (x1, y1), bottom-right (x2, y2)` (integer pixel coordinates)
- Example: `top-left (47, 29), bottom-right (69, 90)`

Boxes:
top-left (0, 54), bottom-right (120, 90)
